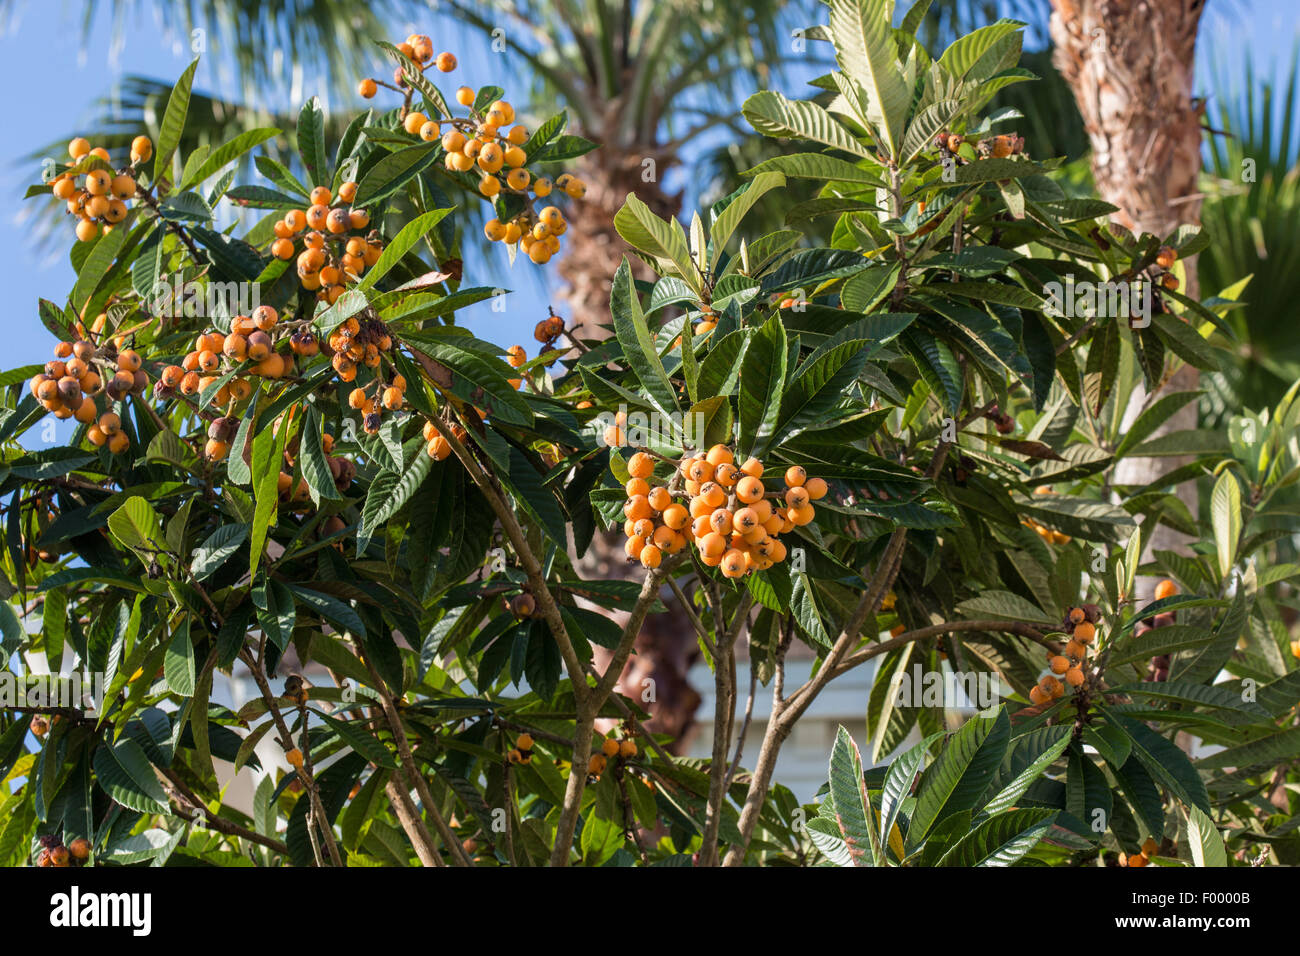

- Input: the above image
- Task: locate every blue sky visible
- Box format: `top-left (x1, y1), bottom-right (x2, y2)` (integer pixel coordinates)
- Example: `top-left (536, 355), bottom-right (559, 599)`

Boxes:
top-left (0, 0), bottom-right (1296, 376)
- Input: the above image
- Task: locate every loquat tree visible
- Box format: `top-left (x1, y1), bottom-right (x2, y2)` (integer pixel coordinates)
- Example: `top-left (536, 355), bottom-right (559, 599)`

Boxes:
top-left (0, 1), bottom-right (1296, 869)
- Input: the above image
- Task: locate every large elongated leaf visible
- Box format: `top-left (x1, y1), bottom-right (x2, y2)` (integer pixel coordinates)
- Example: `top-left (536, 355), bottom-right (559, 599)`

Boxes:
top-left (354, 142), bottom-right (440, 207)
top-left (153, 58), bottom-right (200, 188)
top-left (708, 172), bottom-right (786, 271)
top-left (1195, 727), bottom-right (1300, 772)
top-left (70, 226), bottom-right (128, 312)
top-left (981, 726), bottom-right (1071, 815)
top-left (375, 41), bottom-right (451, 119)
top-left (504, 446), bottom-right (568, 550)
top-left (901, 328), bottom-right (962, 414)
top-left (828, 726), bottom-right (879, 866)
top-left (358, 454), bottom-right (432, 551)
top-left (164, 625), bottom-right (196, 697)
top-left (1110, 712), bottom-right (1211, 812)
top-left (955, 589), bottom-right (1054, 625)
top-left (609, 258), bottom-right (679, 416)
top-left (1110, 754), bottom-right (1165, 841)
top-left (938, 19), bottom-right (1024, 78)
top-left (910, 709), bottom-right (1010, 842)
top-left (288, 585), bottom-right (367, 638)
top-left (878, 732), bottom-right (944, 856)
top-left (902, 98), bottom-right (963, 163)
top-left (1183, 804), bottom-right (1227, 867)
top-left (190, 226), bottom-right (264, 281)
top-left (253, 577), bottom-right (297, 651)
top-left (697, 329), bottom-right (751, 399)
top-left (1113, 391), bottom-right (1202, 458)
top-left (742, 90), bottom-right (871, 158)
top-left (1106, 625), bottom-right (1217, 667)
top-left (315, 711), bottom-right (398, 769)
top-left (181, 128), bottom-right (280, 189)
top-left (190, 523), bottom-right (248, 581)
top-left (404, 338), bottom-right (533, 426)
top-left (108, 497), bottom-right (164, 558)
top-left (744, 153), bottom-right (884, 185)
top-left (737, 315), bottom-right (787, 456)
top-left (826, 0), bottom-right (911, 157)
top-left (358, 208), bottom-right (453, 291)
top-left (775, 341), bottom-right (869, 442)
top-left (249, 410), bottom-right (291, 577)
top-left (1109, 680), bottom-right (1269, 718)
top-left (93, 738), bottom-right (169, 815)
top-left (614, 194), bottom-right (699, 290)
top-left (1210, 471), bottom-right (1241, 578)
top-left (841, 264), bottom-right (900, 313)
top-left (299, 407), bottom-right (343, 505)
top-left (938, 808), bottom-right (1058, 866)
top-left (296, 97), bottom-right (330, 187)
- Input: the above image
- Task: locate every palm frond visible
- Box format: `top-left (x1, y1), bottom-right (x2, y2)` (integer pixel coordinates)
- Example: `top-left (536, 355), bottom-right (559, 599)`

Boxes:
top-left (438, 0), bottom-right (803, 147)
top-left (1199, 41), bottom-right (1300, 417)
top-left (33, 0), bottom-right (398, 105)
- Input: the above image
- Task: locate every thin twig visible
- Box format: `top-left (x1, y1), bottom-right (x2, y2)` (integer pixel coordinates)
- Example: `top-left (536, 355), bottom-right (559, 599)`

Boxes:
top-left (160, 767), bottom-right (289, 855)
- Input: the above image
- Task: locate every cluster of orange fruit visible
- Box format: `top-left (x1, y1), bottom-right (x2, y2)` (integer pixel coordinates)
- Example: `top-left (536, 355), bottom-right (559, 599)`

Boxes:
top-left (361, 41), bottom-right (586, 265)
top-left (506, 732), bottom-right (535, 765)
top-left (52, 136), bottom-right (151, 242)
top-left (588, 733), bottom-right (638, 778)
top-left (1154, 245), bottom-right (1180, 292)
top-left (433, 95), bottom-right (585, 264)
top-left (156, 306), bottom-right (299, 417)
top-left (618, 445), bottom-right (826, 578)
top-left (357, 33), bottom-right (457, 100)
top-left (1030, 605), bottom-right (1100, 704)
top-left (200, 416), bottom-right (240, 462)
top-left (345, 361), bottom-right (409, 437)
top-left (1120, 837), bottom-right (1161, 868)
top-left (269, 183), bottom-right (381, 302)
top-left (421, 419), bottom-right (456, 461)
top-left (533, 313), bottom-right (565, 348)
top-left (35, 834), bottom-right (91, 868)
top-left (326, 313), bottom-right (393, 390)
top-left (934, 131), bottom-right (1024, 161)
top-left (30, 338), bottom-right (147, 450)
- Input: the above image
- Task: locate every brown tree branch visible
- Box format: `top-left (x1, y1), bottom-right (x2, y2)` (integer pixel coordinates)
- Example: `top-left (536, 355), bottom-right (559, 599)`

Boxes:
top-left (412, 382), bottom-right (588, 706)
top-left (159, 766), bottom-right (289, 855)
top-left (237, 648), bottom-right (343, 866)
top-left (357, 648), bottom-right (473, 867)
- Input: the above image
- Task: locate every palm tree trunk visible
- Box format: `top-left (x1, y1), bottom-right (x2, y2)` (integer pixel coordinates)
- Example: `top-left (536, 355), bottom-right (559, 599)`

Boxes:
top-left (1050, 0), bottom-right (1206, 597)
top-left (559, 142), bottom-right (705, 751)
top-left (558, 145), bottom-right (682, 329)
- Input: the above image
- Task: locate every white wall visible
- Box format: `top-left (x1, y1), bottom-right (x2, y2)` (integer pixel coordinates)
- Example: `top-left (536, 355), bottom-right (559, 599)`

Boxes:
top-left (683, 659), bottom-right (887, 803)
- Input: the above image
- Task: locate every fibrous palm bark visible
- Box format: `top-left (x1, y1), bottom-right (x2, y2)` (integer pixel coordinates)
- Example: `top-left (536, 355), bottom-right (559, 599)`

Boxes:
top-left (1050, 0), bottom-right (1206, 596)
top-left (561, 141), bottom-right (703, 750)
